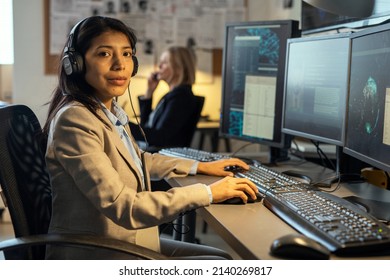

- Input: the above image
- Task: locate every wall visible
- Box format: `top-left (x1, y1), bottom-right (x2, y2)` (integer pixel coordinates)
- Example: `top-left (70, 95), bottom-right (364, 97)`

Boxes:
top-left (13, 0), bottom-right (57, 123)
top-left (12, 0), bottom-right (301, 152)
top-left (13, 0), bottom-right (301, 123)
top-left (125, 0), bottom-right (301, 122)
top-left (0, 65), bottom-right (13, 102)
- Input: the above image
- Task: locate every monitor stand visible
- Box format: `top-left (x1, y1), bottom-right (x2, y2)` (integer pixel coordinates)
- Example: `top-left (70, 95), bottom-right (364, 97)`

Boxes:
top-left (332, 146), bottom-right (367, 184)
top-left (306, 146), bottom-right (367, 188)
top-left (269, 146), bottom-right (290, 165)
top-left (264, 146), bottom-right (372, 189)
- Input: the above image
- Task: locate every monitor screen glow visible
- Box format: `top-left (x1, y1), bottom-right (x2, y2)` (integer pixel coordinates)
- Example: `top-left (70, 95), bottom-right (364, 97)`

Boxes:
top-left (344, 23), bottom-right (390, 172)
top-left (282, 33), bottom-right (351, 146)
top-left (219, 20), bottom-right (299, 149)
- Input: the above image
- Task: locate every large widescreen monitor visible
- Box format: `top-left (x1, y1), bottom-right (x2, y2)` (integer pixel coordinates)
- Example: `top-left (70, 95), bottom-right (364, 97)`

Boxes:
top-left (344, 23), bottom-right (390, 173)
top-left (219, 20), bottom-right (300, 160)
top-left (301, 0), bottom-right (390, 35)
top-left (282, 33), bottom-right (351, 147)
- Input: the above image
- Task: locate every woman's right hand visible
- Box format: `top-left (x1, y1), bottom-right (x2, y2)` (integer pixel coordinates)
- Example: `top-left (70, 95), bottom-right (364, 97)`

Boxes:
top-left (209, 176), bottom-right (258, 204)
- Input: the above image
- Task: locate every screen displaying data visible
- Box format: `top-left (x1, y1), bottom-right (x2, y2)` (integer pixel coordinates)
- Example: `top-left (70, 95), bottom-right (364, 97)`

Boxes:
top-left (282, 33), bottom-right (351, 146)
top-left (344, 23), bottom-right (390, 172)
top-left (220, 20), bottom-right (299, 148)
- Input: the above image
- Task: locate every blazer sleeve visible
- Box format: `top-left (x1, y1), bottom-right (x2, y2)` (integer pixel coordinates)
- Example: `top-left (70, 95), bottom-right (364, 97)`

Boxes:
top-left (48, 105), bottom-right (210, 230)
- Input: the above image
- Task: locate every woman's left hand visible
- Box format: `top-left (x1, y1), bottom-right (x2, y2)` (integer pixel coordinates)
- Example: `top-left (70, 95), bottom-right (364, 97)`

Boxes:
top-left (197, 158), bottom-right (250, 177)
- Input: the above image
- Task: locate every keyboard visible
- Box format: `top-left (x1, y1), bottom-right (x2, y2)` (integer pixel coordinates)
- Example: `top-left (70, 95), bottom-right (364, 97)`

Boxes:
top-left (236, 166), bottom-right (390, 256)
top-left (159, 147), bottom-right (229, 162)
top-left (159, 147), bottom-right (310, 193)
top-left (160, 147), bottom-right (390, 256)
top-left (263, 189), bottom-right (390, 256)
top-left (234, 164), bottom-right (312, 194)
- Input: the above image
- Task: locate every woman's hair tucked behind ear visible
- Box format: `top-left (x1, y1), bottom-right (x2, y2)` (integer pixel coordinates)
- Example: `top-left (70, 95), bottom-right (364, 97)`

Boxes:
top-left (42, 16), bottom-right (137, 137)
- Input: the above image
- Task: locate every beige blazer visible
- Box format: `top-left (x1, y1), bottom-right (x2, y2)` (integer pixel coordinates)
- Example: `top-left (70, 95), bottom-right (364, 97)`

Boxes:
top-left (45, 102), bottom-right (210, 259)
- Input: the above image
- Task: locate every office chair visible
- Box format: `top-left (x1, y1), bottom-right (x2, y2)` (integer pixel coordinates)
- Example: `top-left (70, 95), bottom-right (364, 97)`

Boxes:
top-left (180, 95), bottom-right (205, 147)
top-left (0, 104), bottom-right (167, 260)
top-left (145, 95), bottom-right (205, 153)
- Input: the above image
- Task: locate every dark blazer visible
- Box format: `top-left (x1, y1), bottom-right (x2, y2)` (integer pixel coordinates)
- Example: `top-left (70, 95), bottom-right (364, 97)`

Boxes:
top-left (130, 85), bottom-right (198, 147)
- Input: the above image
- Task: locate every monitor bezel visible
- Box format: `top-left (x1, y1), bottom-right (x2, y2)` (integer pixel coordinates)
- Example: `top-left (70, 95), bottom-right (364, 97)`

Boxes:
top-left (343, 22), bottom-right (390, 172)
top-left (281, 32), bottom-right (351, 147)
top-left (219, 20), bottom-right (300, 149)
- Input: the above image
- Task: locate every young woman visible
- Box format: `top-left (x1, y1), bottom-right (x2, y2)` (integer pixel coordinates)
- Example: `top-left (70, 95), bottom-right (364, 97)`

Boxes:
top-left (129, 46), bottom-right (200, 149)
top-left (43, 16), bottom-right (257, 259)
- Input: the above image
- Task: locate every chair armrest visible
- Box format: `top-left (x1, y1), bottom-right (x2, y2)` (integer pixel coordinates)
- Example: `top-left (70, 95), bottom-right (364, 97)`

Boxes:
top-left (0, 234), bottom-right (168, 260)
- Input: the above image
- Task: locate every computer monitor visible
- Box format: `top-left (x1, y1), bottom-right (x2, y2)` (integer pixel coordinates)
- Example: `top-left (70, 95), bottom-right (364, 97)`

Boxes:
top-left (282, 33), bottom-right (351, 147)
top-left (301, 0), bottom-right (390, 35)
top-left (219, 20), bottom-right (300, 162)
top-left (281, 33), bottom-right (351, 184)
top-left (344, 22), bottom-right (390, 173)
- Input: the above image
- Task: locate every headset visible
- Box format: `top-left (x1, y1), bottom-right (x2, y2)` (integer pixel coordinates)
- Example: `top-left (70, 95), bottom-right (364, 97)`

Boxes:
top-left (62, 17), bottom-right (139, 77)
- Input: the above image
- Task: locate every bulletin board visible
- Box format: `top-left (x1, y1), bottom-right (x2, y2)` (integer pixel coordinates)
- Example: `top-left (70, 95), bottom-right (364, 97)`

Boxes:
top-left (44, 0), bottom-right (248, 80)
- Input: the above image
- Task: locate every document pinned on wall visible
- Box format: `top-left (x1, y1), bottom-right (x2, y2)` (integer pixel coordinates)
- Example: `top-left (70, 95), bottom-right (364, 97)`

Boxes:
top-left (174, 17), bottom-right (198, 48)
top-left (135, 41), bottom-right (156, 79)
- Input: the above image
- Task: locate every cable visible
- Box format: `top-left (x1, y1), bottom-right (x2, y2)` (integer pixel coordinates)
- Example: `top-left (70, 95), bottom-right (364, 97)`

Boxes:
top-left (316, 174), bottom-right (342, 193)
top-left (127, 85), bottom-right (149, 147)
top-left (230, 142), bottom-right (256, 157)
top-left (159, 211), bottom-right (192, 237)
top-left (311, 174), bottom-right (341, 193)
top-left (127, 85), bottom-right (150, 191)
top-left (159, 220), bottom-right (191, 236)
top-left (311, 140), bottom-right (336, 171)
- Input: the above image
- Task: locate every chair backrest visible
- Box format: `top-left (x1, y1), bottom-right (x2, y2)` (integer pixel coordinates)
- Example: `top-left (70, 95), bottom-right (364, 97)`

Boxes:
top-left (179, 95), bottom-right (205, 147)
top-left (0, 104), bottom-right (52, 259)
top-left (144, 95), bottom-right (205, 152)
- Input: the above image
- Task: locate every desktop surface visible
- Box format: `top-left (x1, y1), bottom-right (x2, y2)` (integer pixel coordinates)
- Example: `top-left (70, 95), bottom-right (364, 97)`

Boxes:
top-left (166, 155), bottom-right (390, 260)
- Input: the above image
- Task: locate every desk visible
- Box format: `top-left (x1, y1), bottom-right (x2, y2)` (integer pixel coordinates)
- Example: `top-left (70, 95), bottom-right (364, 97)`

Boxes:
top-left (167, 156), bottom-right (390, 260)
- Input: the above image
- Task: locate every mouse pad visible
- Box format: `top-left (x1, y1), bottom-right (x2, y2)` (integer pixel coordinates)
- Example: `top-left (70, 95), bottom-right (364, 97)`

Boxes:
top-left (343, 196), bottom-right (390, 223)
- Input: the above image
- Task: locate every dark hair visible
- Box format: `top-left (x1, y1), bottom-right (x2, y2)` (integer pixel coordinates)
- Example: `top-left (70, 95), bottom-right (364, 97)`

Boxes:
top-left (42, 16), bottom-right (137, 137)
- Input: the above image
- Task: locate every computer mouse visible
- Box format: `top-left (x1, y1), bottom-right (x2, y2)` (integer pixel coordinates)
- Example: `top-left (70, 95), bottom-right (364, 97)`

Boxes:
top-left (224, 165), bottom-right (246, 173)
top-left (281, 170), bottom-right (312, 183)
top-left (221, 192), bottom-right (263, 204)
top-left (270, 234), bottom-right (330, 260)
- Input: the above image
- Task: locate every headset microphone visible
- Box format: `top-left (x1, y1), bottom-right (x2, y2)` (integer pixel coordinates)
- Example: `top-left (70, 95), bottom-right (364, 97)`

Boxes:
top-left (127, 83), bottom-right (149, 190)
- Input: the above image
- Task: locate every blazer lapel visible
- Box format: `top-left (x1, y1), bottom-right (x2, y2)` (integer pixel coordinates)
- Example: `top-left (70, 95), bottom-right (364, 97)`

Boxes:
top-left (97, 110), bottom-right (145, 191)
top-left (124, 124), bottom-right (152, 192)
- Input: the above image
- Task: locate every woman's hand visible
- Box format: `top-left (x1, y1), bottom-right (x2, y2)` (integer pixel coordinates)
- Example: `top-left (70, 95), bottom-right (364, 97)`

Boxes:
top-left (144, 71), bottom-right (160, 99)
top-left (197, 158), bottom-right (250, 177)
top-left (209, 176), bottom-right (258, 204)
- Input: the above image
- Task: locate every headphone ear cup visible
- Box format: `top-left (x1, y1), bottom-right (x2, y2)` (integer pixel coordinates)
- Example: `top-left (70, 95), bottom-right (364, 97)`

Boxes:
top-left (62, 51), bottom-right (84, 76)
top-left (132, 55), bottom-right (138, 77)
